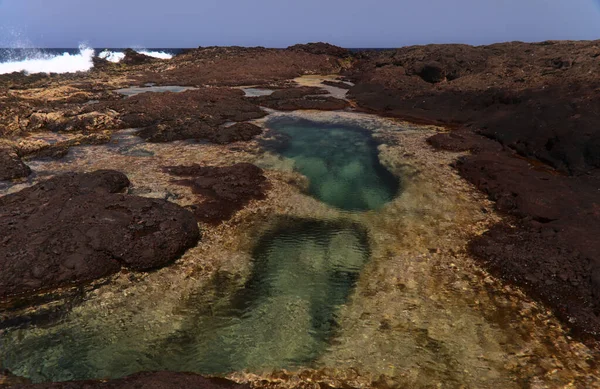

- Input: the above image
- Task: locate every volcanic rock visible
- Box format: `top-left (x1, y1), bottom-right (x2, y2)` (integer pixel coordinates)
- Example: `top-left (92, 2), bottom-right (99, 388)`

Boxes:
top-left (121, 49), bottom-right (157, 66)
top-left (165, 163), bottom-right (269, 224)
top-left (0, 170), bottom-right (200, 299)
top-left (92, 88), bottom-right (267, 143)
top-left (0, 145), bottom-right (31, 180)
top-left (287, 42), bottom-right (352, 58)
top-left (138, 47), bottom-right (342, 86)
top-left (346, 39), bottom-right (600, 341)
top-left (254, 86), bottom-right (349, 111)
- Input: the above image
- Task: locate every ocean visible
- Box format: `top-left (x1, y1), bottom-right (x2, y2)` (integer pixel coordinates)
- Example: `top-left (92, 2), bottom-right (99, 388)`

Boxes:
top-left (0, 47), bottom-right (184, 75)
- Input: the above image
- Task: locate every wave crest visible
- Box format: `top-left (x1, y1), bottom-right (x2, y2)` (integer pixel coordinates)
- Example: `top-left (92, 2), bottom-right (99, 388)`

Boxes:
top-left (0, 47), bottom-right (174, 75)
top-left (0, 45), bottom-right (95, 75)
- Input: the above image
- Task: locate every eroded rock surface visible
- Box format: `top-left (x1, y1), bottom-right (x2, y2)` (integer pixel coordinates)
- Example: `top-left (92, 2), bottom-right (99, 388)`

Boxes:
top-left (165, 163), bottom-right (269, 224)
top-left (0, 170), bottom-right (200, 299)
top-left (346, 40), bottom-right (600, 341)
top-left (90, 88), bottom-right (267, 143)
top-left (254, 86), bottom-right (349, 111)
top-left (0, 145), bottom-right (31, 180)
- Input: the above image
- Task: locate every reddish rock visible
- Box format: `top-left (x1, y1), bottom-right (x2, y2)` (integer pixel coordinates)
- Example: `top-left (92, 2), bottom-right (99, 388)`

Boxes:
top-left (138, 47), bottom-right (342, 86)
top-left (91, 88), bottom-right (267, 143)
top-left (0, 170), bottom-right (200, 299)
top-left (165, 163), bottom-right (269, 224)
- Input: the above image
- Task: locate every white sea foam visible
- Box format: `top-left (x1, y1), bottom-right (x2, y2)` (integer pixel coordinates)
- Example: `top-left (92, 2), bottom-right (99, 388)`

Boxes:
top-left (98, 49), bottom-right (173, 63)
top-left (0, 45), bottom-right (95, 75)
top-left (0, 46), bottom-right (174, 75)
top-left (139, 50), bottom-right (173, 60)
top-left (98, 50), bottom-right (125, 63)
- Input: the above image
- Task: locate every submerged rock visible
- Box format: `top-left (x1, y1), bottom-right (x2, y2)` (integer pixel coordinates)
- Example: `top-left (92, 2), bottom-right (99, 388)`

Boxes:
top-left (8, 371), bottom-right (249, 389)
top-left (164, 163), bottom-right (269, 224)
top-left (0, 170), bottom-right (199, 299)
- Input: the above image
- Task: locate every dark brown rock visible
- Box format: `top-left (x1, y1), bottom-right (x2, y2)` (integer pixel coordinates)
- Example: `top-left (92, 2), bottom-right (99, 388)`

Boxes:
top-left (137, 47), bottom-right (341, 86)
top-left (0, 170), bottom-right (200, 299)
top-left (8, 371), bottom-right (250, 389)
top-left (254, 86), bottom-right (349, 111)
top-left (322, 80), bottom-right (352, 89)
top-left (346, 40), bottom-right (600, 342)
top-left (212, 122), bottom-right (263, 144)
top-left (287, 42), bottom-right (352, 58)
top-left (91, 88), bottom-right (267, 143)
top-left (165, 163), bottom-right (269, 224)
top-left (418, 61), bottom-right (445, 83)
top-left (0, 145), bottom-right (31, 180)
top-left (121, 49), bottom-right (157, 66)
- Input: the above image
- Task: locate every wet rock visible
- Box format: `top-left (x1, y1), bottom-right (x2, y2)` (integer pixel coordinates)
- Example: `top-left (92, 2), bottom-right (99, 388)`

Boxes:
top-left (9, 371), bottom-right (250, 389)
top-left (322, 80), bottom-right (353, 89)
top-left (92, 88), bottom-right (267, 143)
top-left (121, 49), bottom-right (157, 66)
top-left (165, 163), bottom-right (269, 224)
top-left (0, 145), bottom-right (31, 180)
top-left (0, 170), bottom-right (200, 299)
top-left (213, 122), bottom-right (263, 144)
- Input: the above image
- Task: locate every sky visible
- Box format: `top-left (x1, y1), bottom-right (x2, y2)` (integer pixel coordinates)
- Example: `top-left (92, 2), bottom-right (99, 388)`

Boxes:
top-left (0, 0), bottom-right (599, 48)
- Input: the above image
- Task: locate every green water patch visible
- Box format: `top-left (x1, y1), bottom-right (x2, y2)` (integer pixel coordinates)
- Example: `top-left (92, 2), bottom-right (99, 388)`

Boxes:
top-left (0, 218), bottom-right (370, 382)
top-left (266, 117), bottom-right (400, 211)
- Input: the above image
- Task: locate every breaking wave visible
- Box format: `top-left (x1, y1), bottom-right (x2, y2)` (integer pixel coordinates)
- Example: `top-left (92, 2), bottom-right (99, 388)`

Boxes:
top-left (0, 45), bottom-right (95, 75)
top-left (0, 47), bottom-right (174, 75)
top-left (98, 49), bottom-right (173, 63)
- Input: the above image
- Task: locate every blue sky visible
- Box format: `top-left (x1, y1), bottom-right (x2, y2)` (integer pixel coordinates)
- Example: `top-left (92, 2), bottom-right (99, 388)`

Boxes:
top-left (1, 0), bottom-right (599, 48)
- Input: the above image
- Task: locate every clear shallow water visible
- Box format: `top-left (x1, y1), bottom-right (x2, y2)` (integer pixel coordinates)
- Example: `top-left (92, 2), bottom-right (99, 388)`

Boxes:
top-left (0, 218), bottom-right (370, 382)
top-left (267, 118), bottom-right (399, 211)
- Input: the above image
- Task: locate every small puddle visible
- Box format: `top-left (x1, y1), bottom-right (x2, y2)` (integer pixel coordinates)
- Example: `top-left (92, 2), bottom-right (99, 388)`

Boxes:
top-left (0, 218), bottom-right (370, 381)
top-left (266, 117), bottom-right (399, 211)
top-left (114, 85), bottom-right (197, 97)
top-left (242, 88), bottom-right (274, 97)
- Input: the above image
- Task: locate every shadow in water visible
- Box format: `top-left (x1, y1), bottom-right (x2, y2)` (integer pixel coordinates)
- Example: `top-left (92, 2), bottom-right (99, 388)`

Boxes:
top-left (0, 218), bottom-right (370, 381)
top-left (159, 217), bottom-right (371, 374)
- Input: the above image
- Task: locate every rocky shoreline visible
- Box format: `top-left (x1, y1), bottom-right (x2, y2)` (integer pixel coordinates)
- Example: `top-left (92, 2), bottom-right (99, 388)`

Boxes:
top-left (1, 42), bottom-right (599, 387)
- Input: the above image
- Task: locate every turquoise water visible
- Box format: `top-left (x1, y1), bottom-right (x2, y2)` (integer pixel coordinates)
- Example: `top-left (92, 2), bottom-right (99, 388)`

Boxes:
top-left (267, 118), bottom-right (399, 211)
top-left (0, 219), bottom-right (370, 381)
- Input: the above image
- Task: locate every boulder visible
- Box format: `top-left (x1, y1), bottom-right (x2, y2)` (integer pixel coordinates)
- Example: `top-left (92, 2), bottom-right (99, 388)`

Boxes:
top-left (0, 145), bottom-right (31, 180)
top-left (121, 49), bottom-right (157, 65)
top-left (0, 170), bottom-right (200, 299)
